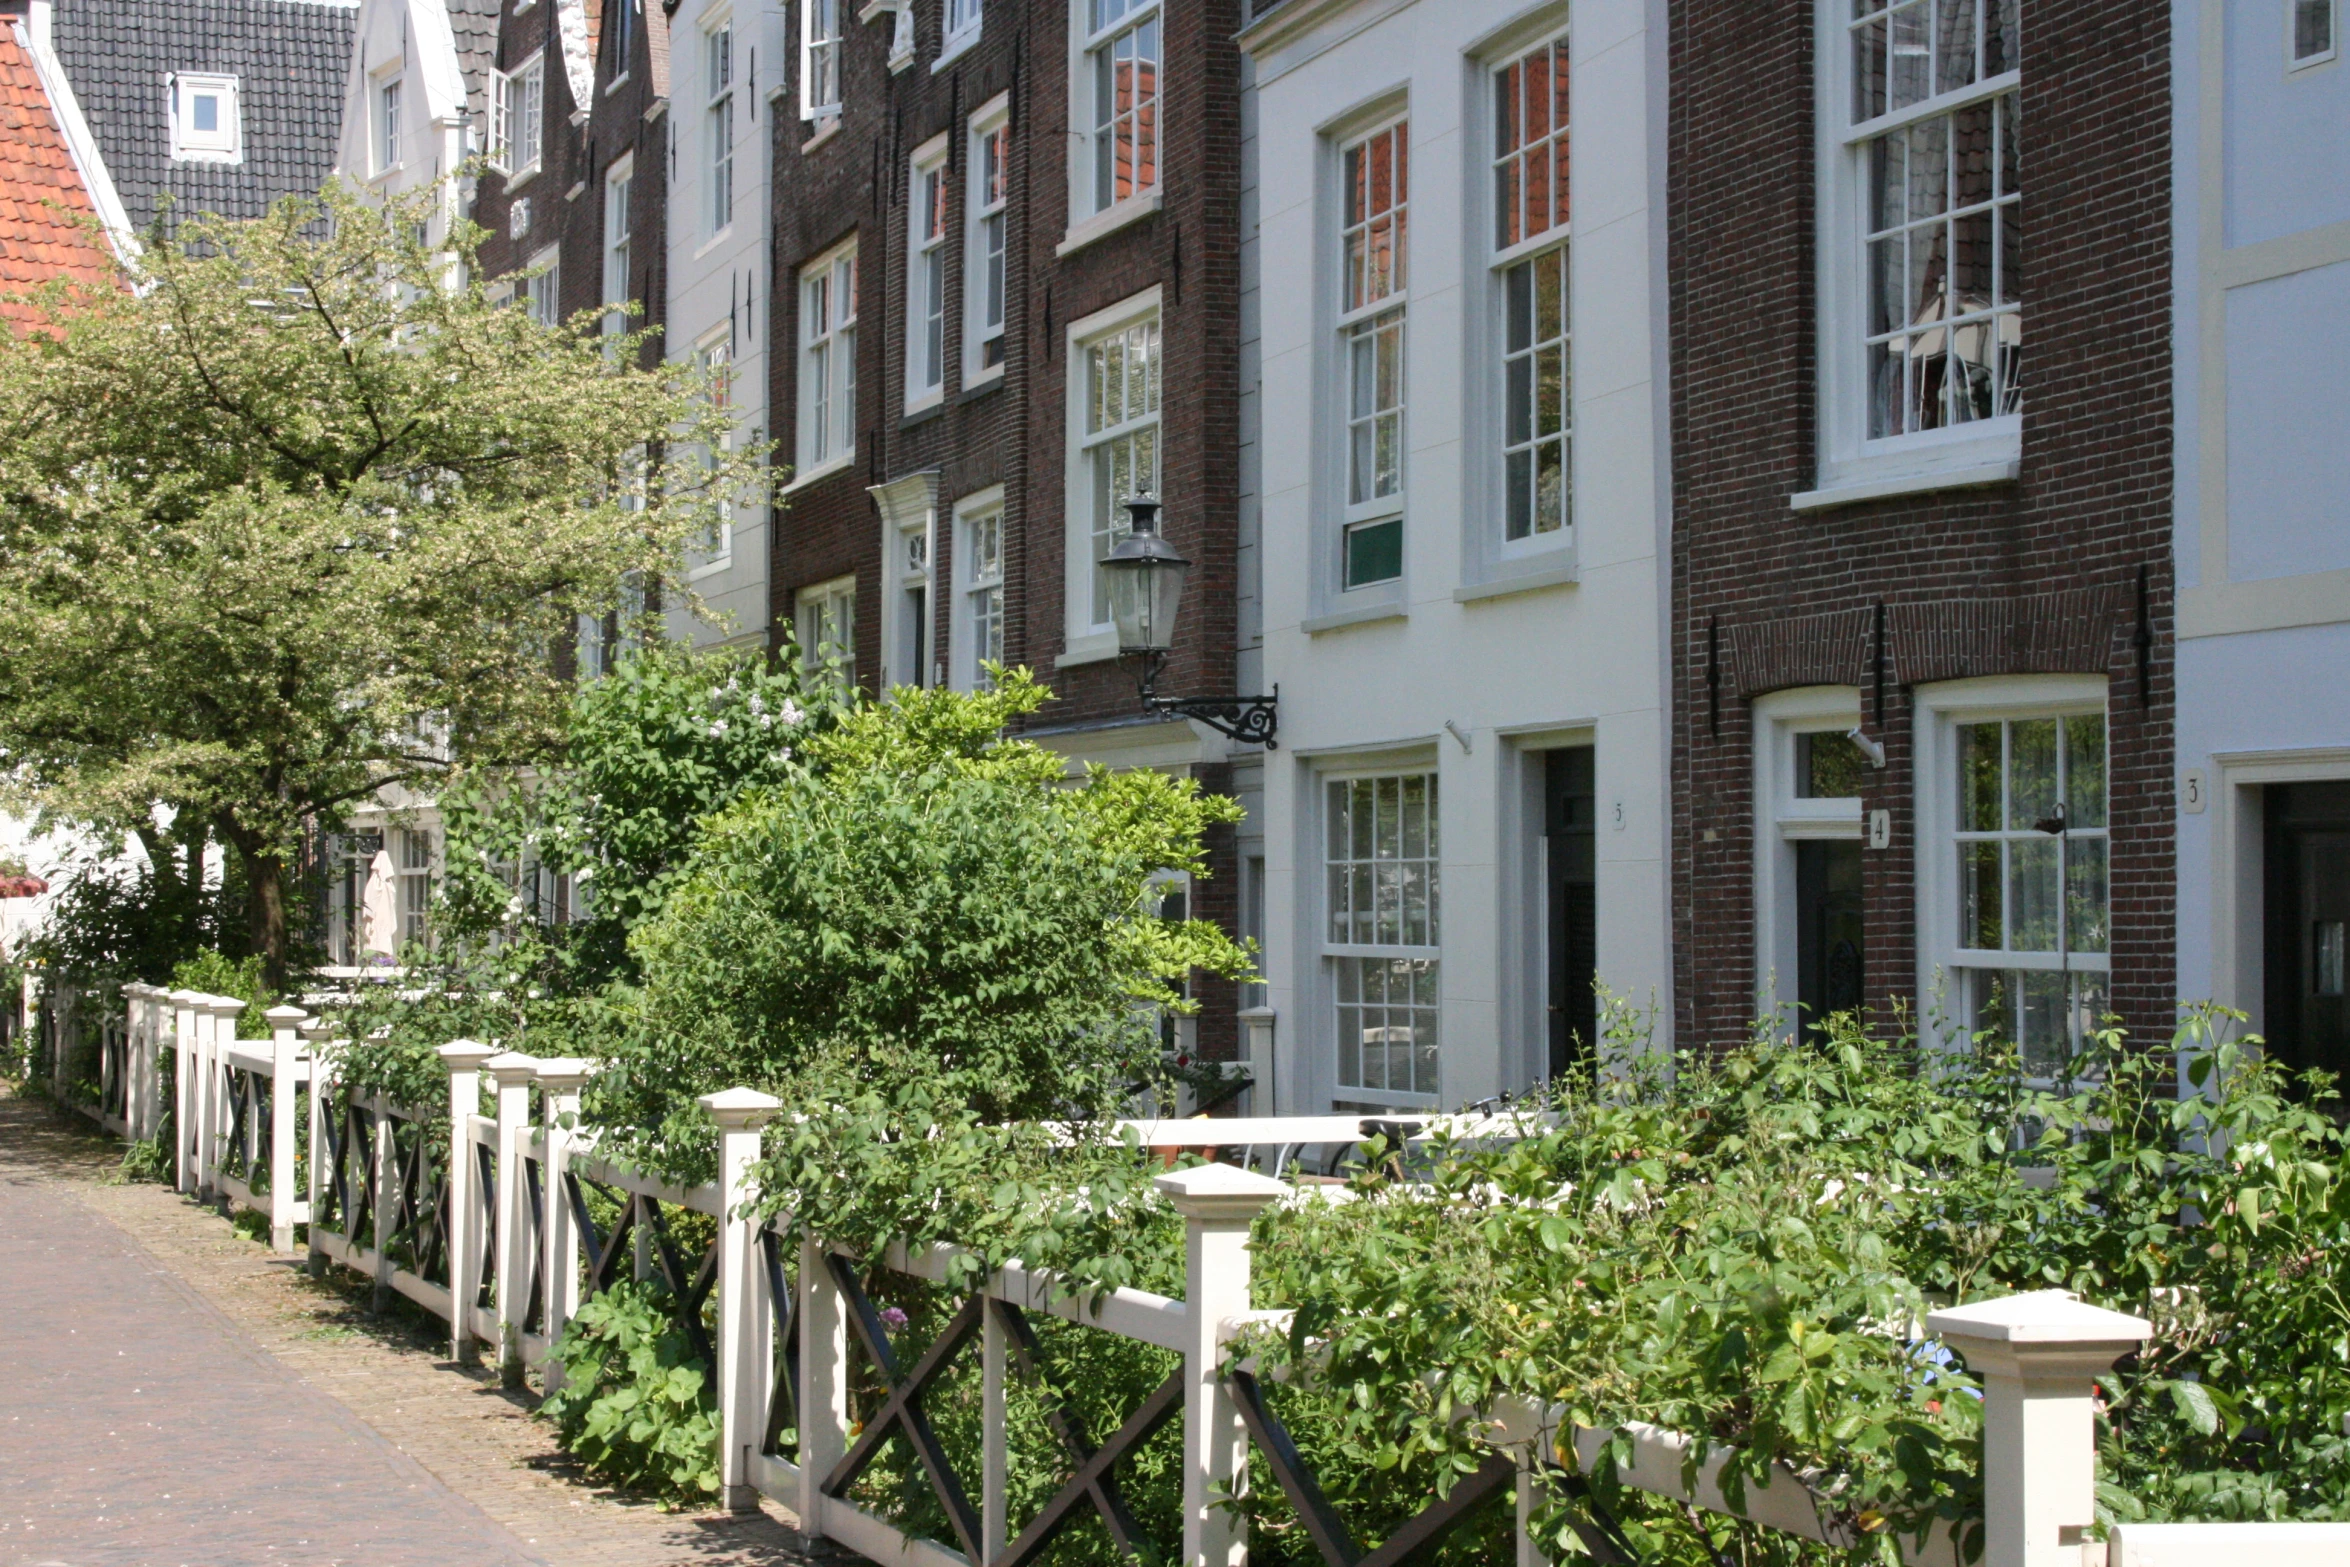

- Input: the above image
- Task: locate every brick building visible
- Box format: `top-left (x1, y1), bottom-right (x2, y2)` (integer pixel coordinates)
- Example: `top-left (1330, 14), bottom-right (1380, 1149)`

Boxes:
top-left (1669, 0), bottom-right (2174, 1062)
top-left (766, 0), bottom-right (1252, 1070)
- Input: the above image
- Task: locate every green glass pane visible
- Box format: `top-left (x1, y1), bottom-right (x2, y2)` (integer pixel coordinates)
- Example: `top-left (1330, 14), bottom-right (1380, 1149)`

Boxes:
top-left (2009, 718), bottom-right (2057, 830)
top-left (1958, 722), bottom-right (2002, 829)
top-left (1344, 518), bottom-right (1403, 588)
top-left (2065, 713), bottom-right (2107, 828)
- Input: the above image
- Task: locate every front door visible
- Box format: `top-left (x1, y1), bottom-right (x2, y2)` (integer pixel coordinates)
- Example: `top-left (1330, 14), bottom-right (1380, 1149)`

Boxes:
top-left (1545, 747), bottom-right (1597, 1076)
top-left (1796, 839), bottom-right (1865, 1036)
top-left (2264, 783), bottom-right (2350, 1086)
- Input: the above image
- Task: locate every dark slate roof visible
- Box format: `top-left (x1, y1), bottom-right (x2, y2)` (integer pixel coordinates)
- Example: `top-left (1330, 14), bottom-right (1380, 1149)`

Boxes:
top-left (50, 0), bottom-right (355, 237)
top-left (446, 0), bottom-right (501, 122)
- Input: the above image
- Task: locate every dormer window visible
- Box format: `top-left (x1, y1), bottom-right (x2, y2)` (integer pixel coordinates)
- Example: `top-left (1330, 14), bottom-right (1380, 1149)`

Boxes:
top-left (169, 73), bottom-right (241, 163)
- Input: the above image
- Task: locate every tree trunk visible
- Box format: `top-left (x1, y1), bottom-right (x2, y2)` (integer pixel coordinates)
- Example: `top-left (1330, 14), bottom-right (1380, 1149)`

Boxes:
top-left (247, 851), bottom-right (288, 994)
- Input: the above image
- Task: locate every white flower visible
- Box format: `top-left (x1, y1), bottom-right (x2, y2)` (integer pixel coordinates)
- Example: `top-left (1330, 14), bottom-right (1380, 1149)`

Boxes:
top-left (779, 699), bottom-right (804, 726)
top-left (709, 719), bottom-right (729, 737)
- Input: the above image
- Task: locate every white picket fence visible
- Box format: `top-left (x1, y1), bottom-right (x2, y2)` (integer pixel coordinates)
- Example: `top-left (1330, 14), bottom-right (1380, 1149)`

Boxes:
top-left (50, 988), bottom-right (2350, 1567)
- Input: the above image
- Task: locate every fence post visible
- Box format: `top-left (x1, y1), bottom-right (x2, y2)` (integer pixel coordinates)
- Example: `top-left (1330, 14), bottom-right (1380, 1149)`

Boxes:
top-left (48, 980), bottom-right (71, 1101)
top-left (117, 986), bottom-right (146, 1140)
top-left (439, 1040), bottom-right (500, 1365)
top-left (201, 997), bottom-right (246, 1207)
top-left (301, 1020), bottom-right (339, 1278)
top-left (169, 991), bottom-right (201, 1193)
top-left (983, 1300), bottom-right (1008, 1564)
top-left (135, 987), bottom-right (164, 1143)
top-left (798, 1228), bottom-right (849, 1538)
top-left (702, 1087), bottom-right (783, 1512)
top-left (262, 1005), bottom-right (309, 1252)
top-left (483, 1051), bottom-right (541, 1388)
top-left (534, 1057), bottom-right (594, 1384)
top-left (1156, 1163), bottom-right (1290, 1567)
top-left (369, 1087), bottom-right (398, 1311)
top-left (1928, 1291), bottom-right (2151, 1567)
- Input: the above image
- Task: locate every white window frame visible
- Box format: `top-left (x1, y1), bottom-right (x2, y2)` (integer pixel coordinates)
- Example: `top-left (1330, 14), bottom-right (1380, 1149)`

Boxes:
top-left (800, 0), bottom-right (842, 123)
top-left (1061, 287), bottom-right (1162, 663)
top-left (1809, 0), bottom-right (2023, 507)
top-left (2292, 0), bottom-right (2339, 67)
top-left (794, 238), bottom-right (859, 483)
top-left (906, 135), bottom-right (951, 411)
top-left (394, 823), bottom-right (436, 951)
top-left (490, 50), bottom-right (546, 179)
top-left (705, 18), bottom-right (736, 237)
top-left (1752, 687), bottom-right (1866, 1039)
top-left (796, 573), bottom-right (858, 693)
top-left (607, 0), bottom-right (635, 88)
top-left (950, 486), bottom-right (1007, 691)
top-left (1483, 27), bottom-right (1574, 570)
top-left (882, 504), bottom-right (935, 689)
top-left (1068, 0), bottom-right (1162, 228)
top-left (1332, 113), bottom-right (1409, 601)
top-left (374, 71), bottom-right (404, 177)
top-left (603, 156), bottom-right (634, 337)
top-left (1320, 764), bottom-right (1444, 1111)
top-left (939, 0), bottom-right (982, 65)
top-left (691, 328), bottom-right (736, 577)
top-left (523, 245), bottom-right (561, 326)
top-left (964, 95), bottom-right (1011, 387)
top-left (168, 73), bottom-right (242, 163)
top-left (1913, 674), bottom-right (2112, 1072)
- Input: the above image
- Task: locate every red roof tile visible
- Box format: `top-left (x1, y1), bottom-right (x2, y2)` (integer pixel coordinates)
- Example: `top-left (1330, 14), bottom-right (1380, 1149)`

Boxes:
top-left (0, 24), bottom-right (115, 333)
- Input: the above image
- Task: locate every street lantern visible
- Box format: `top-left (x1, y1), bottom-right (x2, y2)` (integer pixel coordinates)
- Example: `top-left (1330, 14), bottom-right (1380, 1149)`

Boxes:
top-left (1098, 495), bottom-right (1280, 747)
top-left (1102, 497), bottom-right (1190, 656)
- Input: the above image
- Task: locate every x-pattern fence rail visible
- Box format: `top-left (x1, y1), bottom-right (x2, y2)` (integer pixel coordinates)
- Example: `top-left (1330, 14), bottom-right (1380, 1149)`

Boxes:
top-left (48, 982), bottom-right (2350, 1567)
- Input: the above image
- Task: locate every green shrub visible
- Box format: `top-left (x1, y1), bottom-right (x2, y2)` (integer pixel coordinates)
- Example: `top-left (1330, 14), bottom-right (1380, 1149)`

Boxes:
top-left (539, 1277), bottom-right (723, 1504)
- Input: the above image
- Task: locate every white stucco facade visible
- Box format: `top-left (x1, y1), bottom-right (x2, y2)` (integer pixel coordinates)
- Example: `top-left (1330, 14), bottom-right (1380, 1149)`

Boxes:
top-left (662, 0), bottom-right (783, 651)
top-left (332, 0), bottom-right (480, 235)
top-left (1239, 0), bottom-right (1672, 1113)
top-left (2172, 0), bottom-right (2350, 1038)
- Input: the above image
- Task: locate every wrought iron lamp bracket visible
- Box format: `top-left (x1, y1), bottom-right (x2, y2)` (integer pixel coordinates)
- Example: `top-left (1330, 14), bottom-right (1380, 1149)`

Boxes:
top-left (1134, 652), bottom-right (1280, 748)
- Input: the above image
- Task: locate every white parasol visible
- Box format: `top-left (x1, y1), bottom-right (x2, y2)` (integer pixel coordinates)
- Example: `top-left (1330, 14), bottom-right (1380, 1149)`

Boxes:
top-left (360, 848), bottom-right (399, 957)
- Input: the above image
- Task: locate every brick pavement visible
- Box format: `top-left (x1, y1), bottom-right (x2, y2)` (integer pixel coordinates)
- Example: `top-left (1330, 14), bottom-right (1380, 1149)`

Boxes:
top-left (0, 1091), bottom-right (850, 1567)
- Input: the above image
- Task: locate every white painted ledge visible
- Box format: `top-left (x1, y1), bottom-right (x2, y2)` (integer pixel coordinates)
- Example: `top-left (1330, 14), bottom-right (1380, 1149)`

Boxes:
top-left (1789, 459), bottom-right (2019, 513)
top-left (1055, 192), bottom-right (1163, 258)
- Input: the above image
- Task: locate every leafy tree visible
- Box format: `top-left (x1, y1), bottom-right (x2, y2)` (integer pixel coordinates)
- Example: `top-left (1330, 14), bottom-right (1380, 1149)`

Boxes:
top-left (0, 183), bottom-right (762, 985)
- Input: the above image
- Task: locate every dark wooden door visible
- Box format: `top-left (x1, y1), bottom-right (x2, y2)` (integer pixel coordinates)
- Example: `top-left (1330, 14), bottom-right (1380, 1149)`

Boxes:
top-left (1546, 747), bottom-right (1596, 1076)
top-left (2265, 784), bottom-right (2350, 1086)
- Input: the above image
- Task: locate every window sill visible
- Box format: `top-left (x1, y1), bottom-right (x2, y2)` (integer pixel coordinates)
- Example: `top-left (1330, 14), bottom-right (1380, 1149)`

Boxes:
top-left (900, 396), bottom-right (946, 429)
top-left (1790, 459), bottom-right (2018, 513)
top-left (605, 72), bottom-right (630, 96)
top-left (958, 368), bottom-right (1005, 402)
top-left (1055, 192), bottom-right (1162, 258)
top-left (686, 554), bottom-right (734, 582)
top-left (932, 28), bottom-right (980, 72)
top-left (1055, 631), bottom-right (1123, 669)
top-left (690, 226), bottom-right (735, 262)
top-left (564, 181), bottom-right (586, 202)
top-left (1454, 555), bottom-right (1578, 603)
top-left (1301, 601), bottom-right (1407, 636)
top-left (782, 453), bottom-right (856, 494)
top-left (802, 116), bottom-right (843, 153)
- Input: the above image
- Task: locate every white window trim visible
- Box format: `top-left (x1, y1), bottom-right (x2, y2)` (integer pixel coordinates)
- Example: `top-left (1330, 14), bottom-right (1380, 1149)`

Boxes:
top-left (936, 0), bottom-right (982, 69)
top-left (963, 94), bottom-right (1011, 388)
top-left (705, 14), bottom-right (737, 240)
top-left (372, 67), bottom-right (405, 179)
top-left (949, 485), bottom-right (1007, 691)
top-left (1317, 759), bottom-right (1446, 1112)
top-left (1323, 109), bottom-right (1410, 616)
top-left (906, 134), bottom-right (951, 413)
top-left (2292, 0), bottom-right (2340, 67)
top-left (796, 236), bottom-right (859, 479)
top-left (877, 493), bottom-right (935, 690)
top-left (800, 0), bottom-right (843, 122)
top-left (168, 73), bottom-right (242, 164)
top-left (1911, 673), bottom-right (2112, 1050)
top-left (490, 50), bottom-right (547, 179)
top-left (603, 155), bottom-right (635, 336)
top-left (1064, 0), bottom-right (1162, 242)
top-left (523, 242), bottom-right (561, 327)
top-left (795, 572), bottom-right (859, 691)
top-left (1811, 1), bottom-right (2022, 502)
top-left (1061, 286), bottom-right (1162, 665)
top-left (689, 325), bottom-right (736, 580)
top-left (1752, 687), bottom-right (1866, 1038)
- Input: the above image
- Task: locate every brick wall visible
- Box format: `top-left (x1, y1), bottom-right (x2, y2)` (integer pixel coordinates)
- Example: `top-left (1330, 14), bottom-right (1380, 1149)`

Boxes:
top-left (1668, 0), bottom-right (2173, 1050)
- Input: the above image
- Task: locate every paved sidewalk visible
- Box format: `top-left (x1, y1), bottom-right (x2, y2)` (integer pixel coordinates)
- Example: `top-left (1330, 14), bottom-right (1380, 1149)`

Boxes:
top-left (0, 1092), bottom-right (846, 1567)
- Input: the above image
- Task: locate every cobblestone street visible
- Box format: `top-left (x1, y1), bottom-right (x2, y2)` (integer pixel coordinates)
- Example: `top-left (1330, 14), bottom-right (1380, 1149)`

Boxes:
top-left (0, 1092), bottom-right (844, 1567)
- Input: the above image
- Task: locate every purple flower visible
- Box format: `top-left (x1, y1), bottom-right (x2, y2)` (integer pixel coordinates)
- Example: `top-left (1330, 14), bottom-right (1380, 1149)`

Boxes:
top-left (878, 1306), bottom-right (909, 1332)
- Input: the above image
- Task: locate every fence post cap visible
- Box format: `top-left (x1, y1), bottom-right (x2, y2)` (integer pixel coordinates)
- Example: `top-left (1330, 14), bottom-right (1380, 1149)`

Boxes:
top-left (263, 1004), bottom-right (310, 1024)
top-left (204, 995), bottom-right (248, 1016)
top-left (438, 1039), bottom-right (500, 1071)
top-left (122, 981), bottom-right (159, 998)
top-left (297, 1019), bottom-right (338, 1040)
top-left (532, 1057), bottom-right (596, 1090)
top-left (699, 1086), bottom-right (784, 1130)
top-left (1155, 1162), bottom-right (1290, 1221)
top-left (166, 988), bottom-right (205, 1005)
top-left (1928, 1290), bottom-right (2152, 1361)
top-left (482, 1050), bottom-right (541, 1086)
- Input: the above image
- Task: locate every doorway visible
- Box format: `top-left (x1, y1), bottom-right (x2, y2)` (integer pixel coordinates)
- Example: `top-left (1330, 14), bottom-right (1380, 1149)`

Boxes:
top-left (2264, 782), bottom-right (2350, 1085)
top-left (1795, 840), bottom-right (1864, 1035)
top-left (1545, 747), bottom-right (1596, 1075)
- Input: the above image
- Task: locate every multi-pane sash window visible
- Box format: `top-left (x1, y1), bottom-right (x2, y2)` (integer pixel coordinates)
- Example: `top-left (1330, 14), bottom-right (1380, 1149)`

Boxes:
top-left (967, 114), bottom-right (1009, 376)
top-left (1848, 0), bottom-right (2022, 439)
top-left (1082, 0), bottom-right (1159, 215)
top-left (909, 147), bottom-right (949, 402)
top-left (1339, 120), bottom-right (1407, 590)
top-left (797, 576), bottom-right (857, 693)
top-left (376, 77), bottom-right (402, 174)
top-left (1327, 772), bottom-right (1441, 1103)
top-left (396, 826), bottom-right (433, 949)
top-left (960, 505), bottom-right (1004, 687)
top-left (1952, 710), bottom-right (2108, 1074)
top-left (526, 259), bottom-right (560, 326)
top-left (610, 0), bottom-right (634, 76)
top-left (707, 25), bottom-right (735, 234)
top-left (1495, 37), bottom-right (1571, 545)
top-left (945, 0), bottom-right (981, 47)
top-left (798, 243), bottom-right (858, 471)
top-left (1081, 313), bottom-right (1160, 627)
top-left (491, 53), bottom-right (544, 174)
top-left (604, 167), bottom-right (632, 337)
top-left (2294, 0), bottom-right (2337, 63)
top-left (801, 0), bottom-right (841, 121)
